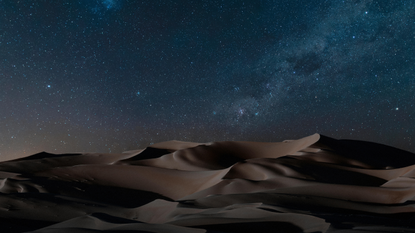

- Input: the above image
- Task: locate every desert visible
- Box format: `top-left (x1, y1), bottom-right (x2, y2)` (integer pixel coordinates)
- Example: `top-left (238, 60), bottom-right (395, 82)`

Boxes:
top-left (0, 134), bottom-right (415, 232)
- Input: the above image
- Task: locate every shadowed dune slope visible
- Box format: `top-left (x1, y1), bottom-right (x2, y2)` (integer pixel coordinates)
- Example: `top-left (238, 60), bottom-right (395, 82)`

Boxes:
top-left (1, 133), bottom-right (415, 232)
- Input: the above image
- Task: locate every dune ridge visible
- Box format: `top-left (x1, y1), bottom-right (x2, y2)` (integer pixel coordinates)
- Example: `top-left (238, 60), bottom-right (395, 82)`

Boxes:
top-left (1, 133), bottom-right (415, 232)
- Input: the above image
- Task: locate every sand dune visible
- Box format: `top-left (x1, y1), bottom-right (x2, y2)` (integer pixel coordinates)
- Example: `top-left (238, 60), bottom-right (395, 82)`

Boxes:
top-left (1, 133), bottom-right (415, 232)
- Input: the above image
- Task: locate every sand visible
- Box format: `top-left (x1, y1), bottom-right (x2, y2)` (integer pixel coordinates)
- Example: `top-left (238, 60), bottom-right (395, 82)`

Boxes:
top-left (1, 133), bottom-right (415, 232)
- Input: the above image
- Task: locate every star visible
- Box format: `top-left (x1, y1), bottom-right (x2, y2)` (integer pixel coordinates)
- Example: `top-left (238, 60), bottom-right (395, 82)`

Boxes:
top-left (1, 0), bottom-right (414, 156)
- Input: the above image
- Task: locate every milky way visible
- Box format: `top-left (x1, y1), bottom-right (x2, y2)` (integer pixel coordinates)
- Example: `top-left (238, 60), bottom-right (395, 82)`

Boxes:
top-left (0, 0), bottom-right (414, 160)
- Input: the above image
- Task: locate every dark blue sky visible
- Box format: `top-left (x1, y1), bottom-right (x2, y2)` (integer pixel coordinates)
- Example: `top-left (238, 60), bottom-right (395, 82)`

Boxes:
top-left (1, 0), bottom-right (414, 159)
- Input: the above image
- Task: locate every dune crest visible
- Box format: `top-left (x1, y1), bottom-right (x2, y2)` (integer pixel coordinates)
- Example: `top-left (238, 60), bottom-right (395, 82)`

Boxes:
top-left (1, 134), bottom-right (415, 232)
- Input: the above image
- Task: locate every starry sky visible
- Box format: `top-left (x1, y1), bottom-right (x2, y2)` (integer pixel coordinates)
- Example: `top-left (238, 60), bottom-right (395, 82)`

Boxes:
top-left (1, 0), bottom-right (414, 159)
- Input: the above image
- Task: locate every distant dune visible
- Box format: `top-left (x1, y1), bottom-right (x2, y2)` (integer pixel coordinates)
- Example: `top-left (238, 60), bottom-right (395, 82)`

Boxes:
top-left (1, 133), bottom-right (415, 232)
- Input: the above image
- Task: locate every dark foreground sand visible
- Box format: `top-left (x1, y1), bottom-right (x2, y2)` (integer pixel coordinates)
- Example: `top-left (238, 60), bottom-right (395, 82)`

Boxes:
top-left (1, 133), bottom-right (415, 232)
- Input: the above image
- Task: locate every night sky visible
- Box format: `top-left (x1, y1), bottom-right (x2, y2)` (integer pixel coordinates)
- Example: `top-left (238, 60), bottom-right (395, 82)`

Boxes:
top-left (1, 0), bottom-right (414, 159)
